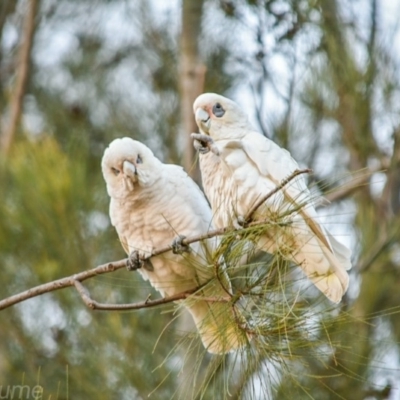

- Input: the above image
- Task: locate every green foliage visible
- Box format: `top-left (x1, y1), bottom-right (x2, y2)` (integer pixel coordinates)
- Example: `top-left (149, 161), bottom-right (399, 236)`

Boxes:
top-left (0, 135), bottom-right (179, 398)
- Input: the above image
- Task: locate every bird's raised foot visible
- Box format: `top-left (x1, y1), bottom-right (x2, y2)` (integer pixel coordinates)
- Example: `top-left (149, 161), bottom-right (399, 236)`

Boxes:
top-left (193, 138), bottom-right (210, 154)
top-left (191, 133), bottom-right (220, 156)
top-left (237, 216), bottom-right (247, 227)
top-left (171, 235), bottom-right (191, 255)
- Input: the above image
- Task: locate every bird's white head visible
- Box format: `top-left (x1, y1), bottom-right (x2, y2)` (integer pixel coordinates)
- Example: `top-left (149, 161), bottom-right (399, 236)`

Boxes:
top-left (193, 93), bottom-right (251, 140)
top-left (101, 137), bottom-right (162, 198)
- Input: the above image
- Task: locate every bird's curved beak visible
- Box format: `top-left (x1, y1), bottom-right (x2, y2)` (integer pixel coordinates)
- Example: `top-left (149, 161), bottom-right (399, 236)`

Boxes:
top-left (195, 108), bottom-right (211, 134)
top-left (122, 160), bottom-right (137, 190)
top-left (123, 160), bottom-right (137, 178)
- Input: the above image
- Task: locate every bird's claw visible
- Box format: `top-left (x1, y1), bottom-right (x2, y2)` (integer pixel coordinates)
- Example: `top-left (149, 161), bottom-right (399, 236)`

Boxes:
top-left (237, 216), bottom-right (246, 227)
top-left (127, 251), bottom-right (144, 271)
top-left (231, 215), bottom-right (247, 230)
top-left (191, 133), bottom-right (220, 156)
top-left (127, 251), bottom-right (154, 271)
top-left (193, 139), bottom-right (210, 154)
top-left (171, 235), bottom-right (191, 255)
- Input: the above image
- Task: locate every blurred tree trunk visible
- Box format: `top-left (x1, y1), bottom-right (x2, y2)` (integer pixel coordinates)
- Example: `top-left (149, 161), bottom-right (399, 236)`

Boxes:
top-left (177, 1), bottom-right (207, 397)
top-left (179, 0), bottom-right (206, 184)
top-left (1, 0), bottom-right (38, 155)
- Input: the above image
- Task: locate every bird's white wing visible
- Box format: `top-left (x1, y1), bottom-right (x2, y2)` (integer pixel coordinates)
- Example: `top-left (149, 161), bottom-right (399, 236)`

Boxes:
top-left (165, 164), bottom-right (213, 231)
top-left (241, 131), bottom-right (311, 206)
top-left (240, 131), bottom-right (332, 248)
top-left (238, 131), bottom-right (351, 302)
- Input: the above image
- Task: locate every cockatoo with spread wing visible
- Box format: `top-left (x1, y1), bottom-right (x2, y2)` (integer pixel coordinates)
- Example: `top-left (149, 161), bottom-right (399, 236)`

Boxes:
top-left (191, 93), bottom-right (351, 303)
top-left (101, 137), bottom-right (247, 353)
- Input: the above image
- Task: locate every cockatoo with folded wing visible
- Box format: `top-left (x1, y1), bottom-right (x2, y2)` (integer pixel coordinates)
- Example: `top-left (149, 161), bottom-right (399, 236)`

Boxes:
top-left (191, 93), bottom-right (351, 303)
top-left (101, 137), bottom-right (247, 353)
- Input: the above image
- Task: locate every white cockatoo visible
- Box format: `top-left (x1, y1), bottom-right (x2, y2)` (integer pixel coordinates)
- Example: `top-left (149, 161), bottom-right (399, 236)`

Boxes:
top-left (191, 93), bottom-right (352, 303)
top-left (101, 137), bottom-right (247, 353)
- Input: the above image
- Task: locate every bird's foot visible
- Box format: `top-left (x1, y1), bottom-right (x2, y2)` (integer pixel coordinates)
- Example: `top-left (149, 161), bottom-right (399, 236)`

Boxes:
top-left (127, 251), bottom-right (154, 271)
top-left (232, 216), bottom-right (247, 230)
top-left (171, 235), bottom-right (191, 255)
top-left (237, 216), bottom-right (247, 227)
top-left (191, 133), bottom-right (220, 156)
top-left (193, 138), bottom-right (210, 154)
top-left (127, 251), bottom-right (144, 271)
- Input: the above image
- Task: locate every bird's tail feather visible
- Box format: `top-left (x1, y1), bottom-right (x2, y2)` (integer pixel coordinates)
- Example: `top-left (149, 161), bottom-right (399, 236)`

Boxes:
top-left (258, 221), bottom-right (351, 303)
top-left (290, 224), bottom-right (350, 303)
top-left (326, 230), bottom-right (352, 270)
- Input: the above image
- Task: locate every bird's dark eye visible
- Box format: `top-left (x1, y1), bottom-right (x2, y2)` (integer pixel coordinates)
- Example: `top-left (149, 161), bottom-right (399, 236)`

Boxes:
top-left (212, 102), bottom-right (225, 118)
top-left (136, 154), bottom-right (143, 164)
top-left (111, 167), bottom-right (120, 176)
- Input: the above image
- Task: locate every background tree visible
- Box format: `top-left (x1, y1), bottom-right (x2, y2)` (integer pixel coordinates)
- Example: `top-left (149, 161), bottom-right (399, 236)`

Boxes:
top-left (0, 0), bottom-right (399, 399)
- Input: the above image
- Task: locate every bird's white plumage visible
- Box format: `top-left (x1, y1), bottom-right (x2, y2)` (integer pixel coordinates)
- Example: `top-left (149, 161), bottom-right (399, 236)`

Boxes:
top-left (193, 93), bottom-right (351, 303)
top-left (102, 137), bottom-right (246, 353)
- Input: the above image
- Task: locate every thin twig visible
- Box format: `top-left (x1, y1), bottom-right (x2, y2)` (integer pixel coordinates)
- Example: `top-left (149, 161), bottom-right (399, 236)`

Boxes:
top-left (323, 168), bottom-right (382, 204)
top-left (151, 225), bottom-right (232, 258)
top-left (214, 260), bottom-right (233, 298)
top-left (0, 260), bottom-right (126, 310)
top-left (1, 0), bottom-right (38, 154)
top-left (357, 232), bottom-right (395, 273)
top-left (73, 280), bottom-right (220, 311)
top-left (245, 168), bottom-right (312, 222)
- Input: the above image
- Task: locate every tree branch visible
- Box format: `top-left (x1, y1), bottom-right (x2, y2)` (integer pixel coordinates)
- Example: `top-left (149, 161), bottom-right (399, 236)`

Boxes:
top-left (357, 231), bottom-right (395, 273)
top-left (323, 166), bottom-right (386, 204)
top-left (0, 260), bottom-right (127, 311)
top-left (0, 169), bottom-right (343, 312)
top-left (245, 168), bottom-right (312, 221)
top-left (0, 215), bottom-right (291, 311)
top-left (73, 280), bottom-right (224, 311)
top-left (1, 0), bottom-right (38, 155)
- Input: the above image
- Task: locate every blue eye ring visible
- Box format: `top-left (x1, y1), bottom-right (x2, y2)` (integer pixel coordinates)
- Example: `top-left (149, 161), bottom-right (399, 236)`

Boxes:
top-left (212, 103), bottom-right (225, 118)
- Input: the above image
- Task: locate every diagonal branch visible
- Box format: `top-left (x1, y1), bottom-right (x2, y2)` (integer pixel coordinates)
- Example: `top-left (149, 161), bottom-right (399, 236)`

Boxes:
top-left (245, 168), bottom-right (312, 221)
top-left (0, 260), bottom-right (127, 311)
top-left (0, 216), bottom-right (291, 311)
top-left (323, 167), bottom-right (384, 204)
top-left (357, 231), bottom-right (396, 273)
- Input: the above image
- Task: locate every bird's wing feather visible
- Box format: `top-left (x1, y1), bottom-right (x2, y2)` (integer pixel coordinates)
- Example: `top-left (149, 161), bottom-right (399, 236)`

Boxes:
top-left (240, 131), bottom-right (332, 251)
top-left (325, 229), bottom-right (352, 270)
top-left (118, 233), bottom-right (130, 255)
top-left (164, 164), bottom-right (214, 234)
top-left (237, 132), bottom-right (351, 301)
